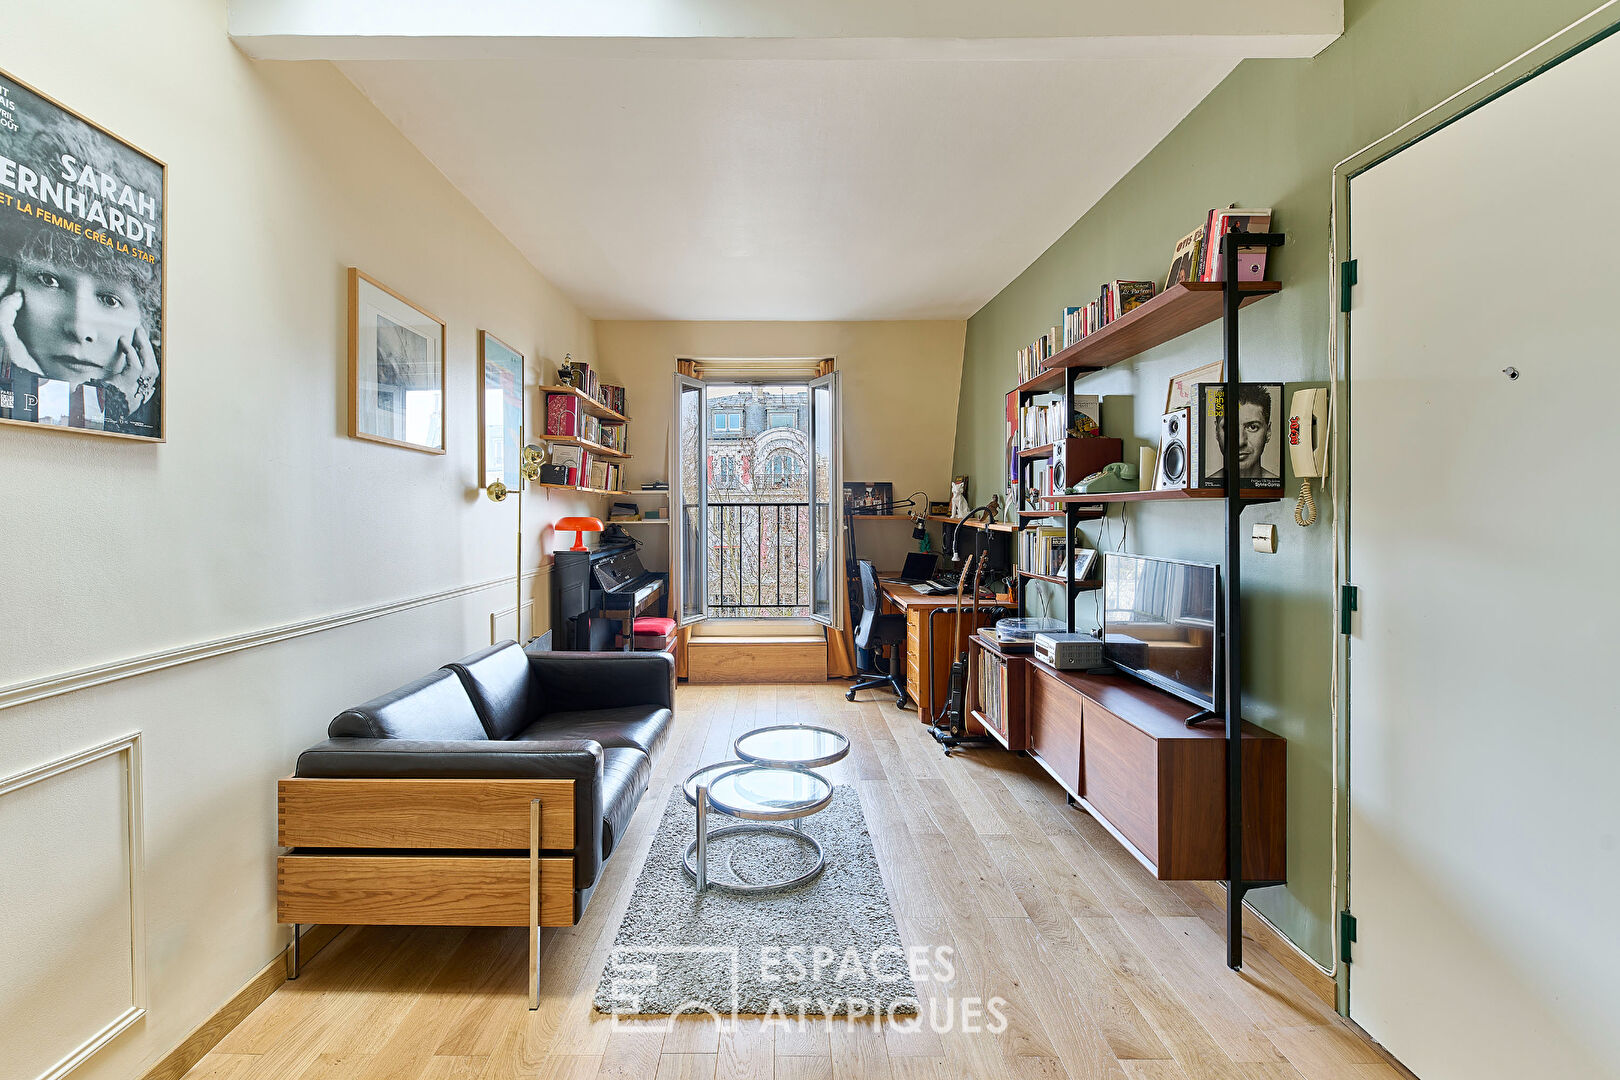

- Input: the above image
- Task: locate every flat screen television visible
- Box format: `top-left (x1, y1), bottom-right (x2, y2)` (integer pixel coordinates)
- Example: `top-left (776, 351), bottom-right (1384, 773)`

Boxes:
top-left (1102, 553), bottom-right (1220, 711)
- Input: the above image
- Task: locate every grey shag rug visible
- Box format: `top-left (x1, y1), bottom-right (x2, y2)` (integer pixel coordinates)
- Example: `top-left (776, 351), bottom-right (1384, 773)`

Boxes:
top-left (593, 785), bottom-right (919, 1018)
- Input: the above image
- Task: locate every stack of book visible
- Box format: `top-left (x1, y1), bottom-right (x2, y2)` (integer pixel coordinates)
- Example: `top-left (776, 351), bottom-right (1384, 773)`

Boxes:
top-left (598, 383), bottom-right (627, 416)
top-left (549, 446), bottom-right (624, 492)
top-left (594, 419), bottom-right (628, 452)
top-left (1017, 523), bottom-right (1070, 577)
top-left (1016, 325), bottom-right (1063, 384)
top-left (1164, 207), bottom-right (1274, 289)
top-left (1018, 397), bottom-right (1064, 448)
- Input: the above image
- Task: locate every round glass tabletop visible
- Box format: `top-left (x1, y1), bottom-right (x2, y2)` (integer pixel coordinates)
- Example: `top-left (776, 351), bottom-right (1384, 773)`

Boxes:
top-left (733, 724), bottom-right (850, 769)
top-left (683, 759), bottom-right (747, 806)
top-left (702, 764), bottom-right (833, 821)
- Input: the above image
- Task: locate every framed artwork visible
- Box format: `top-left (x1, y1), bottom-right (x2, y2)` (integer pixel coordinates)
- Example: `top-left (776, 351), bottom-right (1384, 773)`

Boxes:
top-left (348, 268), bottom-right (445, 454)
top-left (843, 481), bottom-right (893, 513)
top-left (1070, 548), bottom-right (1099, 580)
top-left (0, 67), bottom-right (166, 442)
top-left (479, 330), bottom-right (524, 489)
top-left (1165, 359), bottom-right (1222, 413)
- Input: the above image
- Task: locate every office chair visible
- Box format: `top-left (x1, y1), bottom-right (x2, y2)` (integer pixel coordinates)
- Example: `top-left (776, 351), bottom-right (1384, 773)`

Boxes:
top-left (847, 560), bottom-right (910, 708)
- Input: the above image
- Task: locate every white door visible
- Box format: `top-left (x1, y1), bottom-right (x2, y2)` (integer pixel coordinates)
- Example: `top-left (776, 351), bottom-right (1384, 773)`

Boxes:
top-left (671, 374), bottom-right (708, 626)
top-left (808, 372), bottom-right (842, 628)
top-left (1346, 28), bottom-right (1620, 1079)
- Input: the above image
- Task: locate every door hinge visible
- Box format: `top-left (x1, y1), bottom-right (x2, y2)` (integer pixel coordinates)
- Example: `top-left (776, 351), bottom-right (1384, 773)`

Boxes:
top-left (1340, 584), bottom-right (1358, 635)
top-left (1339, 260), bottom-right (1358, 312)
top-left (1340, 910), bottom-right (1358, 964)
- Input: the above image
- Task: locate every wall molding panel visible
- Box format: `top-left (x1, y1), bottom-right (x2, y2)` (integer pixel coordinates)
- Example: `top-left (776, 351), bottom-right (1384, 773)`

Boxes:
top-left (0, 734), bottom-right (147, 1080)
top-left (0, 572), bottom-right (548, 714)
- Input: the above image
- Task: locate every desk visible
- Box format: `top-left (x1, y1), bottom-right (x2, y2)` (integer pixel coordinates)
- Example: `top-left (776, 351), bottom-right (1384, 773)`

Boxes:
top-left (878, 578), bottom-right (1007, 723)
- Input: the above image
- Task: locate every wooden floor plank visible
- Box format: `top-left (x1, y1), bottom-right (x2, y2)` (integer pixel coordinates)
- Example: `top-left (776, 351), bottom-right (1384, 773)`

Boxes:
top-left (180, 681), bottom-right (1388, 1080)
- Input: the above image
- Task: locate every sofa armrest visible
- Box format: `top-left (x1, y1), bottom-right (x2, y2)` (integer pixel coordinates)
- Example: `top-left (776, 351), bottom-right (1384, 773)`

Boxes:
top-left (291, 738), bottom-right (609, 889)
top-left (525, 649), bottom-right (675, 713)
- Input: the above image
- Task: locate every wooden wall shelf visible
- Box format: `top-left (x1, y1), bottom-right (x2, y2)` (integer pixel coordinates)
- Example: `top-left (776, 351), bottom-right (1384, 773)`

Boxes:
top-left (1017, 281), bottom-right (1281, 394)
top-left (926, 514), bottom-right (1019, 534)
top-left (542, 435), bottom-right (631, 460)
top-left (1048, 487), bottom-right (1281, 505)
top-left (538, 384), bottom-right (631, 424)
top-left (535, 482), bottom-right (631, 497)
top-left (1017, 571), bottom-right (1102, 589)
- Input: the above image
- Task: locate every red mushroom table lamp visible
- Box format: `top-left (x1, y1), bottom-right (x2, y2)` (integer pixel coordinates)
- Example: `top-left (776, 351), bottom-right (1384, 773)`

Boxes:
top-left (556, 515), bottom-right (604, 552)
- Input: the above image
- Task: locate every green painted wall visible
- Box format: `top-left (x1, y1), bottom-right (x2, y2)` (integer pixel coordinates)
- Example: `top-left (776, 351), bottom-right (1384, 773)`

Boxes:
top-left (952, 0), bottom-right (1599, 967)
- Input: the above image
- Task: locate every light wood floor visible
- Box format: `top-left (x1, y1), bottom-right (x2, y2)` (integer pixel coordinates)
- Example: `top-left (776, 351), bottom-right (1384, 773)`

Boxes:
top-left (188, 682), bottom-right (1400, 1080)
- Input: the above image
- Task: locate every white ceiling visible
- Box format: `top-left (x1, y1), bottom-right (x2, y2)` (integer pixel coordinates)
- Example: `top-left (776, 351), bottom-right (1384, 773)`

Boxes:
top-left (233, 1), bottom-right (1340, 321)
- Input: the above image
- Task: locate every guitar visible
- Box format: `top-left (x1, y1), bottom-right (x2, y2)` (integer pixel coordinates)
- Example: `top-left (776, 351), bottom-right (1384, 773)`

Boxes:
top-left (941, 524), bottom-right (988, 739)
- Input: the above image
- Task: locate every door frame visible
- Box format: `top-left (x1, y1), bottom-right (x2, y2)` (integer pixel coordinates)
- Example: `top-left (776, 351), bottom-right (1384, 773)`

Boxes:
top-left (1327, 0), bottom-right (1620, 1013)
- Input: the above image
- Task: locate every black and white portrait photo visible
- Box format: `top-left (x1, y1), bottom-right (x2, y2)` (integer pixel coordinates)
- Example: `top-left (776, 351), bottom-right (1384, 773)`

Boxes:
top-left (1197, 382), bottom-right (1284, 489)
top-left (0, 68), bottom-right (165, 441)
top-left (348, 268), bottom-right (445, 454)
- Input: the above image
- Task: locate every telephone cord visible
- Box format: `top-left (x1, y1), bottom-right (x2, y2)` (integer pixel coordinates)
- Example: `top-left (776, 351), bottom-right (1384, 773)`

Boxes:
top-left (1294, 479), bottom-right (1318, 527)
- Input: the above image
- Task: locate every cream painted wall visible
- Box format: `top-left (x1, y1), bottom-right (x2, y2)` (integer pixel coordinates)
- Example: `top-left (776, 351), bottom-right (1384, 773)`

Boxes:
top-left (595, 320), bottom-right (967, 576)
top-left (0, 1), bottom-right (600, 1076)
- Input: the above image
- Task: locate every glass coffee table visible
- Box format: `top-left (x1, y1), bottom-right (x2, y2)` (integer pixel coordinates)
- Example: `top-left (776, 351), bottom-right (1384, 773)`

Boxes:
top-left (682, 724), bottom-right (850, 895)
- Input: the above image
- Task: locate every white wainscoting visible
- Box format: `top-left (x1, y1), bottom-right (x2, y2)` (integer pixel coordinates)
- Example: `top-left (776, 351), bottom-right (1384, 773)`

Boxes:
top-left (0, 734), bottom-right (146, 1080)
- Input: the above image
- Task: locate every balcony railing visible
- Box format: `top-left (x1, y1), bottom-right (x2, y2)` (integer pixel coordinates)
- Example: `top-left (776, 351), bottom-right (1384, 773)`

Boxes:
top-left (695, 501), bottom-right (811, 617)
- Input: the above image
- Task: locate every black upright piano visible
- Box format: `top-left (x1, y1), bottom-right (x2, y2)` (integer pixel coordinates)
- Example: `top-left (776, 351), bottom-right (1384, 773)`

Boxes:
top-left (553, 540), bottom-right (668, 651)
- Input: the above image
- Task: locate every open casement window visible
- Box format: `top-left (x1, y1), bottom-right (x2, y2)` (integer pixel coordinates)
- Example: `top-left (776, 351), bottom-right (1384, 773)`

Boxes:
top-left (808, 371), bottom-right (841, 628)
top-left (669, 365), bottom-right (842, 629)
top-left (671, 374), bottom-right (708, 626)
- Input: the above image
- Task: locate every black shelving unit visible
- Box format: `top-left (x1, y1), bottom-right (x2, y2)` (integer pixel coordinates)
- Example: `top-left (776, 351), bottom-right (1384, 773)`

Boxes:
top-left (1014, 228), bottom-right (1287, 970)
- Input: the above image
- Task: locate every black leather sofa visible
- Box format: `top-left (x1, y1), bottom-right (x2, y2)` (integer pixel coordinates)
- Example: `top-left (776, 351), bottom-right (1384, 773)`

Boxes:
top-left (276, 640), bottom-right (673, 1004)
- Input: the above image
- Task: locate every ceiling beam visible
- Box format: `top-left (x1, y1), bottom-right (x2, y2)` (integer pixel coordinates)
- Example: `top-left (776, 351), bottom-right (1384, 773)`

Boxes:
top-left (229, 0), bottom-right (1341, 61)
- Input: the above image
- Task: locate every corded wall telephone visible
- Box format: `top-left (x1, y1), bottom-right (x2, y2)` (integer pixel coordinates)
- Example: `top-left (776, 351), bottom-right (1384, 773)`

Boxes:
top-left (1288, 388), bottom-right (1330, 525)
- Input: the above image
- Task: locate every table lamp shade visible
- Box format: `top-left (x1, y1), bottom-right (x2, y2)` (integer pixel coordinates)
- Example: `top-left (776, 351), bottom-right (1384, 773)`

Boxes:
top-left (556, 515), bottom-right (604, 551)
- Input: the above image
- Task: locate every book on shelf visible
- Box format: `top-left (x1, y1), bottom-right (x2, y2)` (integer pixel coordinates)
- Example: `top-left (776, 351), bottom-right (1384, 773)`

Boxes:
top-left (1017, 522), bottom-right (1070, 577)
top-left (1104, 280), bottom-right (1156, 323)
top-left (545, 392), bottom-right (581, 437)
top-left (608, 501), bottom-right (641, 521)
top-left (1164, 223), bottom-right (1207, 291)
top-left (1202, 207), bottom-right (1274, 282)
top-left (549, 445), bottom-right (585, 486)
top-left (1072, 393), bottom-right (1101, 436)
top-left (598, 384), bottom-right (627, 415)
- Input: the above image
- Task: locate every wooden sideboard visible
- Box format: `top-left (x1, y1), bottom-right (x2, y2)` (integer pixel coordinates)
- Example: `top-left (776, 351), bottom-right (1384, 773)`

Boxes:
top-left (1024, 657), bottom-right (1286, 883)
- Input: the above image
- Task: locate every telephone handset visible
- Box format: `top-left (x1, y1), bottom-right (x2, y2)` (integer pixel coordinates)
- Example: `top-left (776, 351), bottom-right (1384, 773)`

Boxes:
top-left (1287, 388), bottom-right (1330, 525)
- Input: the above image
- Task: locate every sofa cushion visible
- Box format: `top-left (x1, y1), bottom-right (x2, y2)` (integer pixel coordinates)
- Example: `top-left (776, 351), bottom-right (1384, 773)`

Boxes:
top-left (600, 747), bottom-right (651, 861)
top-left (445, 641), bottom-right (533, 740)
top-left (518, 705), bottom-right (671, 761)
top-left (327, 668), bottom-right (485, 741)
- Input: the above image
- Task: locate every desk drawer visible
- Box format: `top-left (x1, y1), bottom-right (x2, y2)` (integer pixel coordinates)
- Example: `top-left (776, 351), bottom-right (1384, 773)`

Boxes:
top-left (1026, 667), bottom-right (1082, 796)
top-left (1081, 701), bottom-right (1160, 866)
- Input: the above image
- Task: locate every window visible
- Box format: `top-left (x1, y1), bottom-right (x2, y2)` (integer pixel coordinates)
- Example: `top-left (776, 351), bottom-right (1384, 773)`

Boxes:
top-left (767, 452), bottom-right (801, 479)
top-left (717, 457), bottom-right (739, 486)
top-left (768, 410), bottom-right (795, 428)
top-left (712, 411), bottom-right (742, 433)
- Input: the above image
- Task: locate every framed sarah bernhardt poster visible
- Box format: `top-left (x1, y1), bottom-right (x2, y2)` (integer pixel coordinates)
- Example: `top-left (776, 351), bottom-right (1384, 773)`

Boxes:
top-left (348, 268), bottom-right (445, 454)
top-left (0, 67), bottom-right (167, 442)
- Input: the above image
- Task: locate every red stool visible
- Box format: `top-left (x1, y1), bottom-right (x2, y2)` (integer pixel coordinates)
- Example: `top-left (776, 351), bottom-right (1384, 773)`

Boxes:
top-left (633, 616), bottom-right (677, 652)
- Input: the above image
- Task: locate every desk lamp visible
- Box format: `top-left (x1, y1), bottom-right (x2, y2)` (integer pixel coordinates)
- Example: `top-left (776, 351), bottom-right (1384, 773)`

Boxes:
top-left (557, 516), bottom-right (604, 552)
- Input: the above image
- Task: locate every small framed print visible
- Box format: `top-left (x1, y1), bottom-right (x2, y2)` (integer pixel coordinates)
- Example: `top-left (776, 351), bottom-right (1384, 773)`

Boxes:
top-left (1070, 547), bottom-right (1099, 581)
top-left (1165, 359), bottom-right (1222, 413)
top-left (479, 330), bottom-right (524, 489)
top-left (348, 268), bottom-right (445, 454)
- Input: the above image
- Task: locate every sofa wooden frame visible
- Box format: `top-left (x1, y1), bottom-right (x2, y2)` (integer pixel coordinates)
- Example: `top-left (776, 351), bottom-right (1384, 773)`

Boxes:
top-left (275, 776), bottom-right (578, 1009)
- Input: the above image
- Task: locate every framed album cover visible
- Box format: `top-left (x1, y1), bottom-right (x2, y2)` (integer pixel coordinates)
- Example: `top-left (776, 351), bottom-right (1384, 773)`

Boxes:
top-left (1195, 381), bottom-right (1284, 489)
top-left (348, 268), bottom-right (445, 454)
top-left (0, 67), bottom-right (166, 441)
top-left (1164, 359), bottom-right (1222, 413)
top-left (479, 330), bottom-right (524, 489)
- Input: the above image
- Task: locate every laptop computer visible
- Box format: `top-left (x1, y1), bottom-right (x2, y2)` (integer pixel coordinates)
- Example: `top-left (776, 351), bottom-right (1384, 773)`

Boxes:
top-left (885, 551), bottom-right (940, 585)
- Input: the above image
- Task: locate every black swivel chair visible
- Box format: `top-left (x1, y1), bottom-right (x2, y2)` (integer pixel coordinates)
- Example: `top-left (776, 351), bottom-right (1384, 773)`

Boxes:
top-left (846, 560), bottom-right (910, 708)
